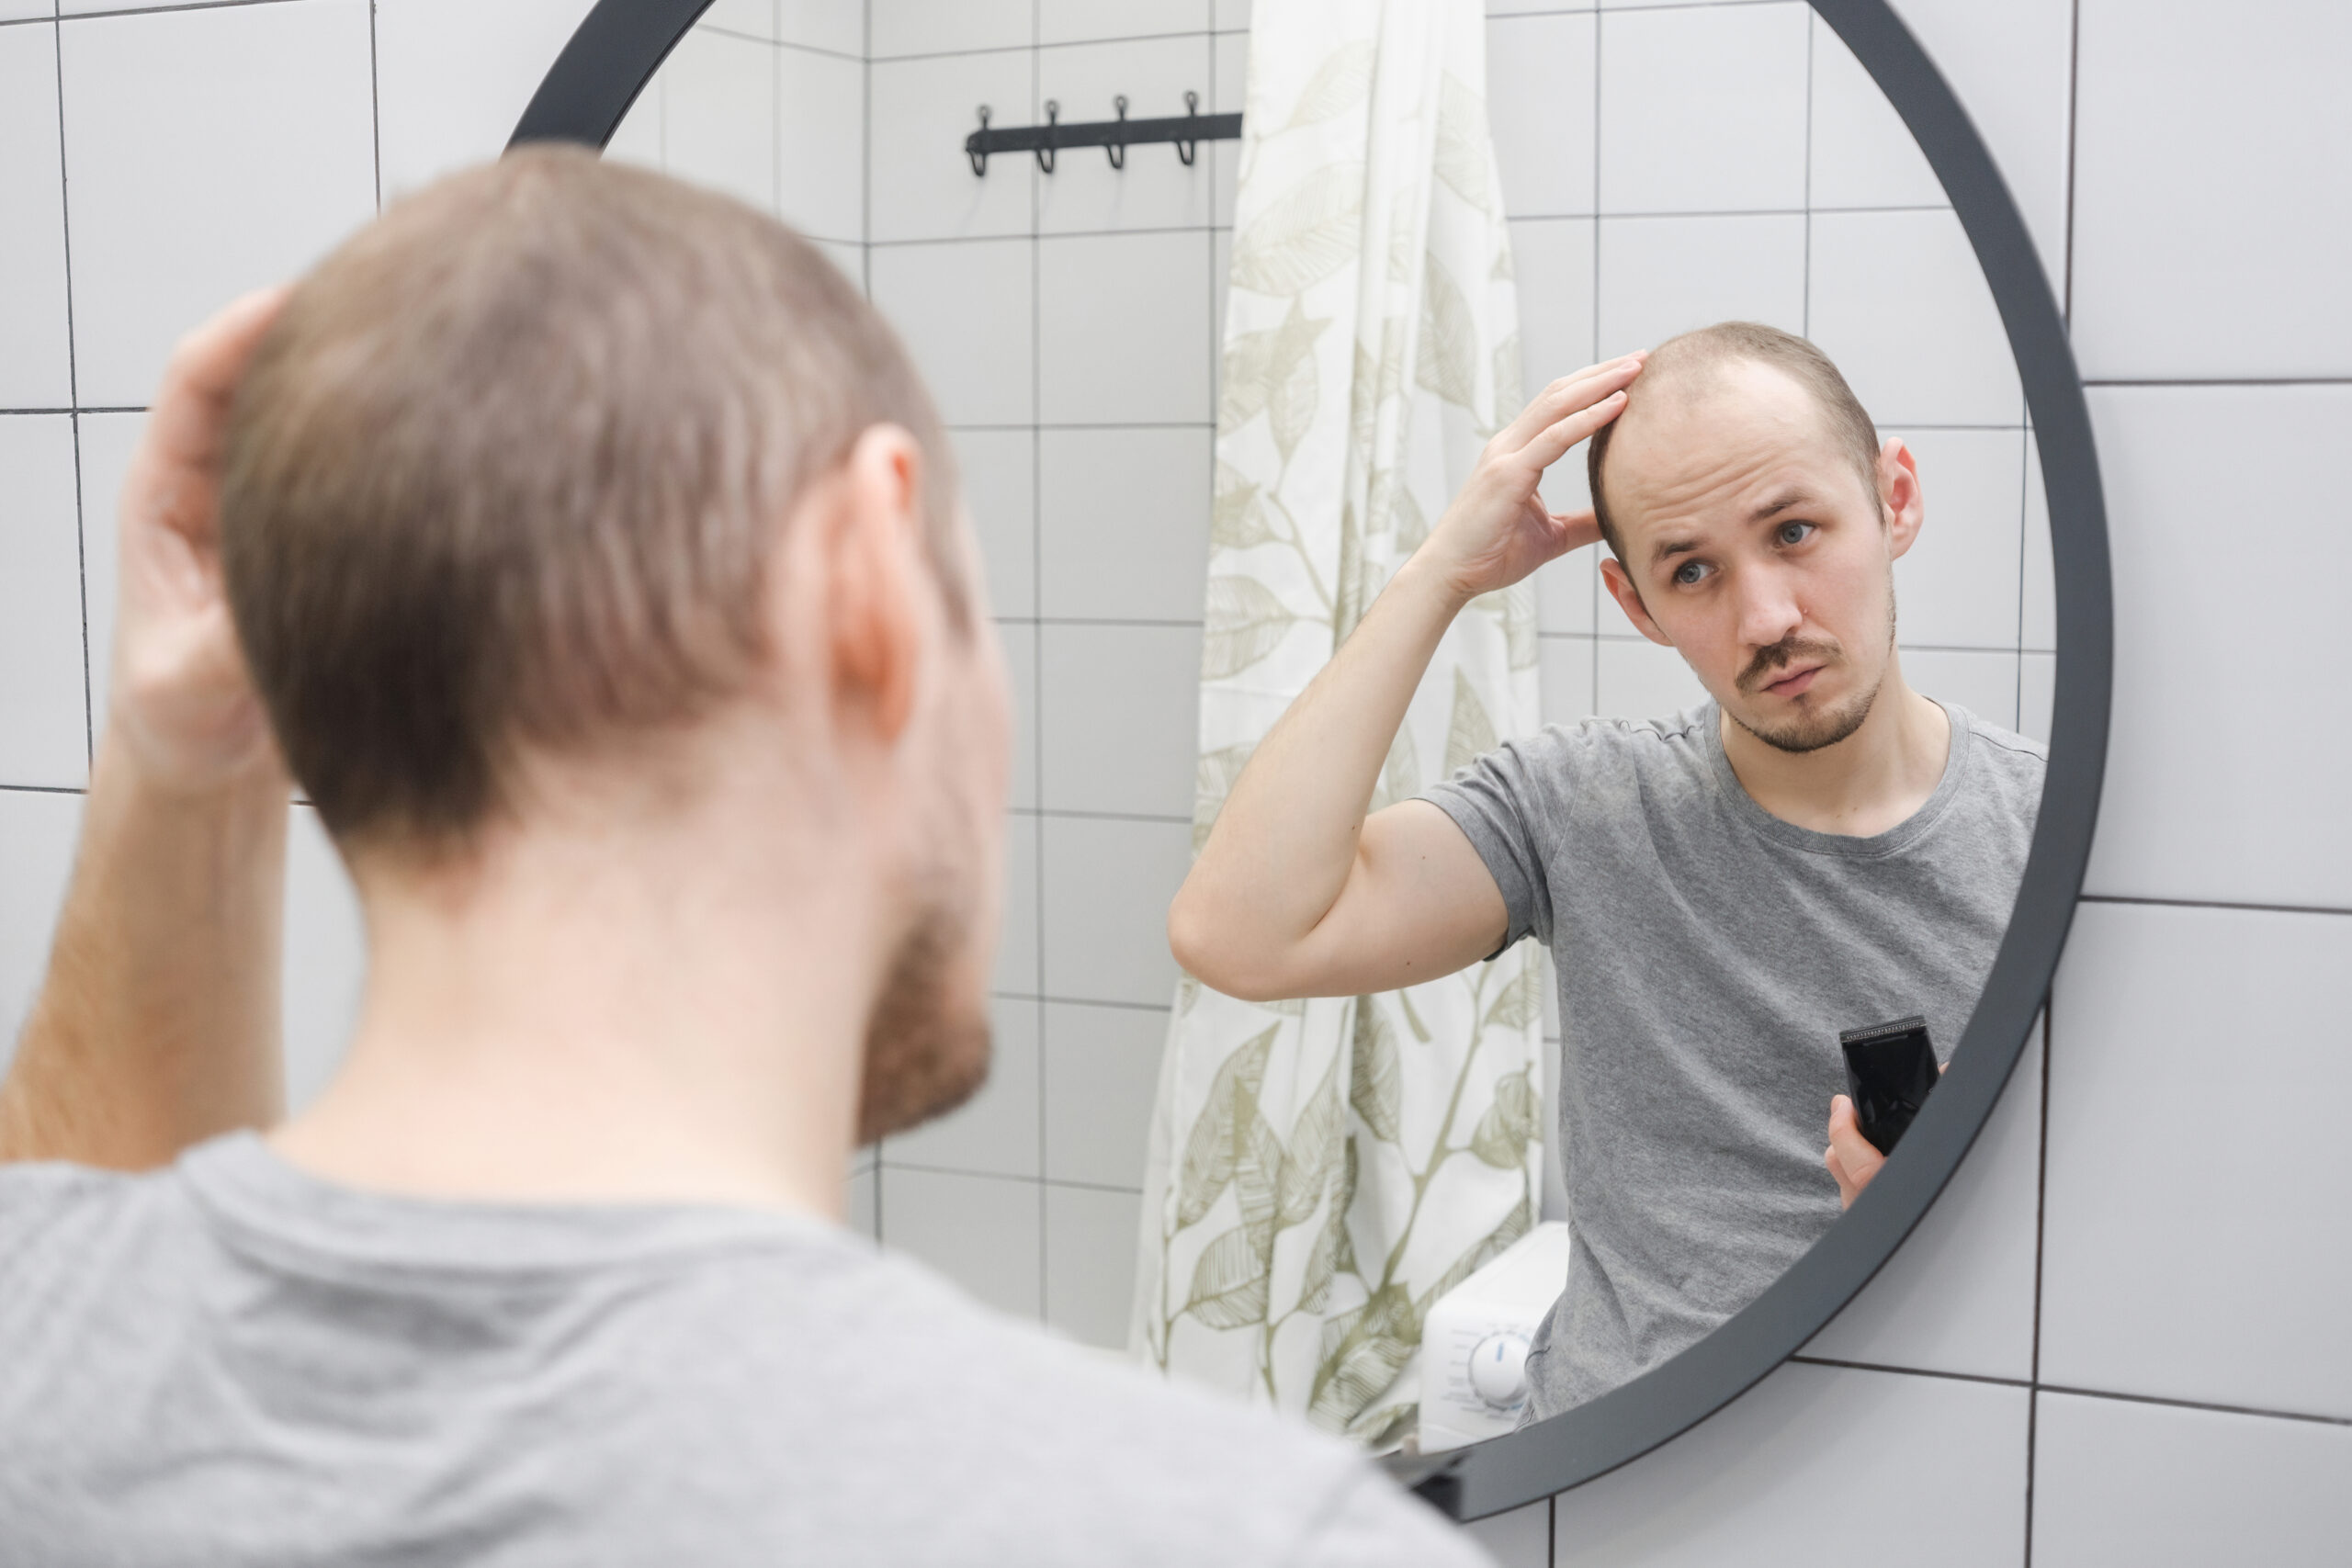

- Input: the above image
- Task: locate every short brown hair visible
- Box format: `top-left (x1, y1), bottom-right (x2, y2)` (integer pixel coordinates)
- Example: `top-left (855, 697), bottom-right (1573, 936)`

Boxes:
top-left (222, 148), bottom-right (962, 856)
top-left (1586, 321), bottom-right (1880, 565)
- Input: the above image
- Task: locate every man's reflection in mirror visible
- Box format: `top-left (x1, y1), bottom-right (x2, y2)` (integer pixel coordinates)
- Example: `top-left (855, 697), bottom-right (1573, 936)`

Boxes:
top-left (1170, 322), bottom-right (2043, 1419)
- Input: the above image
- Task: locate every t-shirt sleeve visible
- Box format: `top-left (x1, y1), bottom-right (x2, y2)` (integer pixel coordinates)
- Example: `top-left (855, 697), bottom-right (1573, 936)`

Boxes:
top-left (1286, 1471), bottom-right (1500, 1568)
top-left (1419, 730), bottom-right (1566, 953)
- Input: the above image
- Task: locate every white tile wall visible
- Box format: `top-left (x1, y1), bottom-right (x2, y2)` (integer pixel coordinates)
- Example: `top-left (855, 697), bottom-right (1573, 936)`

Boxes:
top-left (0, 416), bottom-right (88, 789)
top-left (1883, 0), bottom-right (2074, 299)
top-left (70, 408), bottom-right (141, 727)
top-left (2071, 0), bottom-right (2352, 379)
top-left (1037, 427), bottom-right (1212, 620)
top-left (867, 49), bottom-right (1035, 240)
top-left (0, 24), bottom-right (73, 411)
top-left (1035, 35), bottom-right (1216, 234)
top-left (1, 1), bottom-right (2345, 1559)
top-left (2031, 1393), bottom-right (2352, 1568)
top-left (776, 43), bottom-right (865, 240)
top-left (59, 0), bottom-right (379, 407)
top-left (1001, 618), bottom-right (1037, 808)
top-left (1596, 3), bottom-right (1809, 216)
top-left (1039, 815), bottom-right (1191, 1005)
top-left (1901, 647), bottom-right (2019, 731)
top-left (1043, 1181), bottom-right (1142, 1347)
top-left (879, 1165), bottom-right (1044, 1316)
top-left (886, 994), bottom-right (1041, 1178)
top-left (1594, 213), bottom-right (1807, 357)
top-left (2043, 903), bottom-right (2352, 1421)
top-left (1487, 12), bottom-right (1596, 220)
top-left (1550, 1360), bottom-right (2028, 1564)
top-left (777, 1), bottom-right (864, 58)
top-left (1806, 208), bottom-right (2020, 427)
top-left (869, 239), bottom-right (1035, 424)
top-left (1037, 231), bottom-right (1212, 424)
top-left (953, 426), bottom-right (1039, 616)
top-left (1594, 636), bottom-right (1706, 719)
top-left (1805, 17), bottom-right (1940, 211)
top-left (0, 787), bottom-right (81, 1062)
top-left (374, 0), bottom-right (598, 197)
top-left (1038, 622), bottom-right (1201, 817)
top-left (662, 26), bottom-right (779, 213)
top-left (870, 0), bottom-right (1029, 61)
top-left (1041, 998), bottom-right (1166, 1187)
top-left (2082, 387), bottom-right (2352, 908)
top-left (1889, 427), bottom-right (2027, 650)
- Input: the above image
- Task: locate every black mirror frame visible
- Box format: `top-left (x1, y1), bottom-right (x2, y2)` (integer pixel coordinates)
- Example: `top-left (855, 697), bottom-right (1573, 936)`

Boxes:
top-left (510, 0), bottom-right (2111, 1522)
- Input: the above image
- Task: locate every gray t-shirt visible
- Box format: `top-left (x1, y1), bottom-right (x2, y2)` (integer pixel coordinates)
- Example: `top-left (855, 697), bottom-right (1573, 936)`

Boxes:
top-left (1424, 701), bottom-right (2042, 1417)
top-left (0, 1134), bottom-right (1490, 1566)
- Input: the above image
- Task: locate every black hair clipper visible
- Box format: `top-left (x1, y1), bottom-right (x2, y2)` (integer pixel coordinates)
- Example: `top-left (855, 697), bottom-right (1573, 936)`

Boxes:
top-left (1838, 1015), bottom-right (1939, 1156)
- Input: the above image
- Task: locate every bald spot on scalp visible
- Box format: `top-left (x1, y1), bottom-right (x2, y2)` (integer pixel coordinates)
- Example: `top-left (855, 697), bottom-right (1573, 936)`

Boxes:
top-left (1589, 337), bottom-right (1883, 568)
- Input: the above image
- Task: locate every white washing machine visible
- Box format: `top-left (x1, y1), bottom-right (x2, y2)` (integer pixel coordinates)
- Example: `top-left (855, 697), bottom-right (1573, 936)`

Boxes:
top-left (1416, 1221), bottom-right (1570, 1454)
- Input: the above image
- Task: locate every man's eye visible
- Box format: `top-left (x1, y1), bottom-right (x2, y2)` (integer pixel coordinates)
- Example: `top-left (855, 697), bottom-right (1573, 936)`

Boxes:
top-left (1776, 521), bottom-right (1815, 547)
top-left (1672, 559), bottom-right (1713, 586)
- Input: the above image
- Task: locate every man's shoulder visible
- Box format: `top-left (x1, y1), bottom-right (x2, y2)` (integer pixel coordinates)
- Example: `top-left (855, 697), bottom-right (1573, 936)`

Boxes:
top-left (1952, 705), bottom-right (2049, 800)
top-left (662, 1247), bottom-right (1490, 1564)
top-left (1483, 703), bottom-right (1717, 791)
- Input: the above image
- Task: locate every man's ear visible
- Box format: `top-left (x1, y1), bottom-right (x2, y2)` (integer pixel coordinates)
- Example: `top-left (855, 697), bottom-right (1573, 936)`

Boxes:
top-left (1600, 556), bottom-right (1672, 647)
top-left (1878, 437), bottom-right (1925, 561)
top-left (820, 424), bottom-right (930, 743)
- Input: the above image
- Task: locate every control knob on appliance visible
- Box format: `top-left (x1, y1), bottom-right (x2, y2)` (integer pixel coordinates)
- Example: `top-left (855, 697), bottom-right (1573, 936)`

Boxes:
top-left (1468, 1331), bottom-right (1532, 1409)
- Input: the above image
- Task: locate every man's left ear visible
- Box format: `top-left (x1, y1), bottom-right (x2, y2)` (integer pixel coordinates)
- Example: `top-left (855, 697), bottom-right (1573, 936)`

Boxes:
top-left (1878, 437), bottom-right (1925, 561)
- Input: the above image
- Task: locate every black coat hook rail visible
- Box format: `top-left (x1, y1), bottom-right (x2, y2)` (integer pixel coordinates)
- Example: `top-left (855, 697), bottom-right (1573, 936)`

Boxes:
top-left (967, 92), bottom-right (1243, 176)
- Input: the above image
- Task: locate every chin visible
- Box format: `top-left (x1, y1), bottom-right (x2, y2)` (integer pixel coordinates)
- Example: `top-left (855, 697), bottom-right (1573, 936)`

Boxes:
top-left (1733, 681), bottom-right (1879, 755)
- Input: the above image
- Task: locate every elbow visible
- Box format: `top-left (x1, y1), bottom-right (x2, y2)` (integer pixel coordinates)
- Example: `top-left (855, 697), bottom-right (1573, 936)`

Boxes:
top-left (1167, 885), bottom-right (1285, 1004)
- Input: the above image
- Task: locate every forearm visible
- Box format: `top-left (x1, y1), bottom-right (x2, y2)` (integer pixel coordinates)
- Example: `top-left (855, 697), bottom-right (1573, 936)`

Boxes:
top-left (0, 728), bottom-right (287, 1168)
top-left (1172, 557), bottom-right (1466, 972)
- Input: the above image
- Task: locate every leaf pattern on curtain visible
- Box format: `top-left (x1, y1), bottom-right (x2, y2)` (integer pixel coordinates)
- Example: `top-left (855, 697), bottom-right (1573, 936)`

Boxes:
top-left (1129, 0), bottom-right (1544, 1444)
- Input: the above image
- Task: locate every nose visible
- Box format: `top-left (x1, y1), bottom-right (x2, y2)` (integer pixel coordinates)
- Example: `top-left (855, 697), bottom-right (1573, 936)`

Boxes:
top-left (1733, 562), bottom-right (1804, 653)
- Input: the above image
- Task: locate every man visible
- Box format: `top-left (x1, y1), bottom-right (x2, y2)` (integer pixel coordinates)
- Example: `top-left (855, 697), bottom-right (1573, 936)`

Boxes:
top-left (1170, 323), bottom-right (2043, 1418)
top-left (0, 150), bottom-right (1488, 1564)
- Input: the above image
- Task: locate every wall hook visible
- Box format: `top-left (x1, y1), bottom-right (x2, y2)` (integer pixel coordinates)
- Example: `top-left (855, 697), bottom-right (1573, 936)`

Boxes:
top-left (1036, 100), bottom-right (1058, 174)
top-left (968, 106), bottom-right (991, 176)
top-left (1107, 95), bottom-right (1129, 169)
top-left (1176, 90), bottom-right (1202, 166)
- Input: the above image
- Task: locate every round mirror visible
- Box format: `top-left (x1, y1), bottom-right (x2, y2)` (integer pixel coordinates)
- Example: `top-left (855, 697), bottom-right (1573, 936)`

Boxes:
top-left (515, 0), bottom-right (2108, 1518)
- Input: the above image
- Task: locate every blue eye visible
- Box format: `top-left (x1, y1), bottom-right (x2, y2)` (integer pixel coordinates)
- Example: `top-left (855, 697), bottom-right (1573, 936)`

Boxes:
top-left (1775, 521), bottom-right (1815, 547)
top-left (1672, 559), bottom-right (1713, 586)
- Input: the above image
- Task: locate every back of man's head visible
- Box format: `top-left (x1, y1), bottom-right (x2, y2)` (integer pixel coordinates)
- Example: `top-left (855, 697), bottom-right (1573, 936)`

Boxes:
top-left (1586, 321), bottom-right (1880, 562)
top-left (220, 147), bottom-right (962, 861)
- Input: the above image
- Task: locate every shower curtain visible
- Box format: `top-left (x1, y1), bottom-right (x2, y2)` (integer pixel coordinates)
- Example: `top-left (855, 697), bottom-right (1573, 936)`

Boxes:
top-left (1129, 0), bottom-right (1543, 1446)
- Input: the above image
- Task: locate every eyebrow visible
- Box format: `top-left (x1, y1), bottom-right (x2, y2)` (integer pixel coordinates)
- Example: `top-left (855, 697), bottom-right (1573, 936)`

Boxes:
top-left (1748, 488), bottom-right (1816, 523)
top-left (1645, 490), bottom-right (1820, 572)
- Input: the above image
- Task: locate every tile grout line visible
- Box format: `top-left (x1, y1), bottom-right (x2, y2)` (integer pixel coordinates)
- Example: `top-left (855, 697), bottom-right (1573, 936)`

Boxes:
top-left (1799, 7), bottom-right (1811, 340)
top-left (50, 7), bottom-right (94, 773)
top-left (1028, 0), bottom-right (1048, 1328)
top-left (2023, 1001), bottom-right (2053, 1565)
top-left (2061, 0), bottom-right (2080, 330)
top-left (365, 0), bottom-right (379, 212)
top-left (1587, 4), bottom-right (1601, 716)
top-left (2077, 893), bottom-right (2352, 919)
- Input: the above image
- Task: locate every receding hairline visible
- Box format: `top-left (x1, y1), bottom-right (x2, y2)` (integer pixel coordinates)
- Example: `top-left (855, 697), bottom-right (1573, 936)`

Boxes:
top-left (1586, 322), bottom-right (1883, 570)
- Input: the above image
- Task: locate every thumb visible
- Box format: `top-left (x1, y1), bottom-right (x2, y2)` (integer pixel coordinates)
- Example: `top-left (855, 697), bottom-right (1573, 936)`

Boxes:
top-left (1549, 508), bottom-right (1604, 554)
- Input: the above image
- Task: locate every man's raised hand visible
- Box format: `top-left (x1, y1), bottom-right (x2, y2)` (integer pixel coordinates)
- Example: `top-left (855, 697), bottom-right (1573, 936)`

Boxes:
top-left (108, 288), bottom-right (289, 794)
top-left (1415, 354), bottom-right (1644, 605)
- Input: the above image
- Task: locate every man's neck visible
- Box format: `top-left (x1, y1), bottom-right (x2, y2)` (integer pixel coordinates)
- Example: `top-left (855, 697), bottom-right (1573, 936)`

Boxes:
top-left (270, 810), bottom-right (874, 1219)
top-left (1716, 664), bottom-right (1951, 837)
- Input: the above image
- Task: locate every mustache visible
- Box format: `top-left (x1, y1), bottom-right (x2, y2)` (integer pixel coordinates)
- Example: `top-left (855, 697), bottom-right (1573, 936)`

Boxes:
top-left (1737, 635), bottom-right (1843, 694)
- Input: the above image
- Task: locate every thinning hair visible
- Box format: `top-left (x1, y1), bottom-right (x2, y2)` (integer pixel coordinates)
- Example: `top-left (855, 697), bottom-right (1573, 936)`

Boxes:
top-left (1586, 321), bottom-right (1881, 565)
top-left (221, 147), bottom-right (963, 858)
